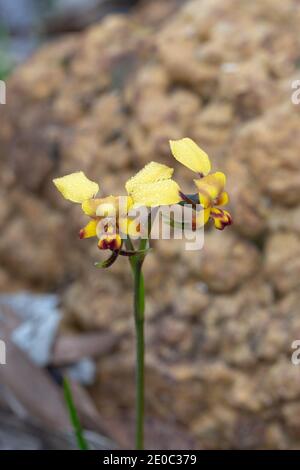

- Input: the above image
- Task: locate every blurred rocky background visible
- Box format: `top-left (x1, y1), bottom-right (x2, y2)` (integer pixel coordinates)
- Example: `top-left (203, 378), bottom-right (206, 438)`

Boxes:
top-left (1, 0), bottom-right (300, 450)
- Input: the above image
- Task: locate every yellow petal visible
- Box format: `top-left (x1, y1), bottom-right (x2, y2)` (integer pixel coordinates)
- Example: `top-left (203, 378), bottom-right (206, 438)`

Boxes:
top-left (193, 207), bottom-right (211, 228)
top-left (116, 196), bottom-right (134, 218)
top-left (198, 193), bottom-right (211, 209)
top-left (129, 179), bottom-right (181, 207)
top-left (119, 217), bottom-right (141, 237)
top-left (82, 195), bottom-right (120, 217)
top-left (210, 208), bottom-right (233, 230)
top-left (96, 202), bottom-right (117, 218)
top-left (82, 198), bottom-right (103, 216)
top-left (195, 172), bottom-right (226, 206)
top-left (53, 172), bottom-right (99, 203)
top-left (126, 162), bottom-right (174, 194)
top-left (79, 219), bottom-right (98, 239)
top-left (216, 191), bottom-right (229, 206)
top-left (169, 138), bottom-right (211, 175)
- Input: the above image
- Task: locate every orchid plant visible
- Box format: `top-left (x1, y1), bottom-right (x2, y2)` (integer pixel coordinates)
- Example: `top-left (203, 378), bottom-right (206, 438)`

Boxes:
top-left (53, 138), bottom-right (232, 450)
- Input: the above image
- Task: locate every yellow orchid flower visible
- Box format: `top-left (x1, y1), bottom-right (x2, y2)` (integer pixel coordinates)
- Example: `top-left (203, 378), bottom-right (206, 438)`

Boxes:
top-left (193, 172), bottom-right (232, 230)
top-left (53, 171), bottom-right (122, 250)
top-left (53, 172), bottom-right (136, 250)
top-left (169, 138), bottom-right (233, 230)
top-left (53, 162), bottom-right (179, 250)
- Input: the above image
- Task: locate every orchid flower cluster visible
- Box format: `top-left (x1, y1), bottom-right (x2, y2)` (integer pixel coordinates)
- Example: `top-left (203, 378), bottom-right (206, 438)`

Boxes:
top-left (53, 138), bottom-right (232, 450)
top-left (54, 138), bottom-right (232, 260)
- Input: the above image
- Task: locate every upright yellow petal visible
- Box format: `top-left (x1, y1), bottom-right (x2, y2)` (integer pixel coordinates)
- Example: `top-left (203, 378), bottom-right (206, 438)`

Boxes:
top-left (126, 162), bottom-right (174, 194)
top-left (53, 172), bottom-right (99, 203)
top-left (79, 219), bottom-right (98, 239)
top-left (129, 179), bottom-right (181, 207)
top-left (169, 138), bottom-right (211, 175)
top-left (194, 172), bottom-right (226, 206)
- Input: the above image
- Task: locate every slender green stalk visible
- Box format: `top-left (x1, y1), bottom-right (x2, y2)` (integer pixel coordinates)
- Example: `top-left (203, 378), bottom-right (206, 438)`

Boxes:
top-left (133, 258), bottom-right (145, 449)
top-left (63, 376), bottom-right (89, 450)
top-left (126, 236), bottom-right (147, 449)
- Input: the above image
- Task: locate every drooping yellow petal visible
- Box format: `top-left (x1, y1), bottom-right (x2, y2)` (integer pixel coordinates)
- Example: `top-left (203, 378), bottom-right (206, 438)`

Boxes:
top-left (216, 191), bottom-right (229, 206)
top-left (53, 172), bottom-right (99, 203)
top-left (210, 208), bottom-right (233, 230)
top-left (79, 219), bottom-right (98, 239)
top-left (169, 138), bottom-right (211, 175)
top-left (126, 162), bottom-right (174, 195)
top-left (195, 172), bottom-right (226, 206)
top-left (129, 179), bottom-right (181, 207)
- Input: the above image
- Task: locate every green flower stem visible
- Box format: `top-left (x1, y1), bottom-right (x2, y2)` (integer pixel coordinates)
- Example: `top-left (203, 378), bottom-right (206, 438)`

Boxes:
top-left (133, 257), bottom-right (145, 450)
top-left (63, 376), bottom-right (89, 450)
top-left (126, 237), bottom-right (148, 450)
